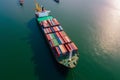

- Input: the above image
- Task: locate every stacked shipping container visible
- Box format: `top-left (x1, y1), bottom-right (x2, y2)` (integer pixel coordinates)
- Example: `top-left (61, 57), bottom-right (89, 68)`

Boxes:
top-left (37, 17), bottom-right (78, 57)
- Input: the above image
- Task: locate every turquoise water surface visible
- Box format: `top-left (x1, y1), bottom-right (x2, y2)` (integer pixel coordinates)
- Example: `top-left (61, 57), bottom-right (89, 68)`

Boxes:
top-left (0, 0), bottom-right (120, 80)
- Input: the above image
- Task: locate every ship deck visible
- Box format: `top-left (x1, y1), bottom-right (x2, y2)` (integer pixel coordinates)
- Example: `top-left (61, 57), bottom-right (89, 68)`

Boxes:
top-left (36, 13), bottom-right (79, 68)
top-left (59, 52), bottom-right (79, 68)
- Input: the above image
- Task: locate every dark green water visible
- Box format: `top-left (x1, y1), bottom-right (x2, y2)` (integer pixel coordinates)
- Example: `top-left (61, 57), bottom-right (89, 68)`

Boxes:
top-left (0, 0), bottom-right (120, 80)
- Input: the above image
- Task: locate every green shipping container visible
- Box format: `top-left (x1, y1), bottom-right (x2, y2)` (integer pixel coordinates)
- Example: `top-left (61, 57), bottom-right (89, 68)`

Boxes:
top-left (52, 39), bottom-right (59, 46)
top-left (49, 33), bottom-right (55, 40)
top-left (51, 34), bottom-right (56, 39)
top-left (37, 16), bottom-right (53, 23)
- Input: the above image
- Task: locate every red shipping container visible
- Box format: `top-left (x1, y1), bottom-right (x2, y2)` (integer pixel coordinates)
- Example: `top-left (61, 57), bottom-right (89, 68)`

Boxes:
top-left (58, 31), bottom-right (63, 37)
top-left (52, 18), bottom-right (60, 25)
top-left (53, 27), bottom-right (56, 32)
top-left (62, 36), bottom-right (68, 43)
top-left (70, 43), bottom-right (75, 50)
top-left (47, 28), bottom-right (50, 33)
top-left (55, 47), bottom-right (61, 56)
top-left (55, 26), bottom-right (57, 31)
top-left (50, 40), bottom-right (54, 47)
top-left (54, 26), bottom-right (57, 31)
top-left (50, 19), bottom-right (55, 26)
top-left (49, 40), bottom-right (53, 47)
top-left (54, 27), bottom-right (58, 32)
top-left (50, 28), bottom-right (52, 33)
top-left (59, 32), bottom-right (70, 43)
top-left (47, 19), bottom-right (53, 26)
top-left (46, 28), bottom-right (50, 33)
top-left (59, 45), bottom-right (67, 54)
top-left (48, 28), bottom-right (52, 33)
top-left (43, 29), bottom-right (47, 34)
top-left (62, 44), bottom-right (67, 53)
top-left (55, 26), bottom-right (59, 31)
top-left (43, 20), bottom-right (48, 24)
top-left (45, 28), bottom-right (47, 33)
top-left (68, 43), bottom-right (74, 51)
top-left (46, 34), bottom-right (51, 40)
top-left (55, 32), bottom-right (60, 38)
top-left (61, 31), bottom-right (67, 36)
top-left (61, 37), bottom-right (66, 43)
top-left (48, 34), bottom-right (52, 40)
top-left (59, 31), bottom-right (64, 36)
top-left (65, 36), bottom-right (71, 42)
top-left (43, 23), bottom-right (48, 27)
top-left (42, 23), bottom-right (46, 27)
top-left (56, 26), bottom-right (60, 31)
top-left (51, 19), bottom-right (56, 25)
top-left (71, 42), bottom-right (78, 50)
top-left (42, 20), bottom-right (50, 27)
top-left (65, 44), bottom-right (71, 52)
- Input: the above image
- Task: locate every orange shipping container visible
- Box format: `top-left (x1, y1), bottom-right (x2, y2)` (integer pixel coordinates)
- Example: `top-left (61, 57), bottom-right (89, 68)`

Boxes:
top-left (59, 45), bottom-right (67, 54)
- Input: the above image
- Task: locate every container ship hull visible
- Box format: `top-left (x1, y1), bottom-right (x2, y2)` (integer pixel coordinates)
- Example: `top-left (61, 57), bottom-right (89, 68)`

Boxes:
top-left (35, 15), bottom-right (79, 68)
top-left (34, 1), bottom-right (79, 68)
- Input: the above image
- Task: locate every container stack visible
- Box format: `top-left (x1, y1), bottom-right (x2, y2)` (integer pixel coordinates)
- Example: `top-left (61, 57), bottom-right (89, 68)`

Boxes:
top-left (37, 16), bottom-right (78, 57)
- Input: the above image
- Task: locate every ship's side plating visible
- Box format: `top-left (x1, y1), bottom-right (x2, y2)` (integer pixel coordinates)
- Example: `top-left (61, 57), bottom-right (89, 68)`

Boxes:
top-left (34, 1), bottom-right (79, 68)
top-left (36, 15), bottom-right (79, 68)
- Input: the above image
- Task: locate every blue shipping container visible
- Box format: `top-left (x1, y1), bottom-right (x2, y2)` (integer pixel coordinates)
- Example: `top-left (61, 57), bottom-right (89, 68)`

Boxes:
top-left (59, 26), bottom-right (63, 31)
top-left (50, 27), bottom-right (54, 32)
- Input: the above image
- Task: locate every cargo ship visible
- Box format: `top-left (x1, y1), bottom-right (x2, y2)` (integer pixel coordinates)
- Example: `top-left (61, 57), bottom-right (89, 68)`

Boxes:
top-left (34, 1), bottom-right (79, 68)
